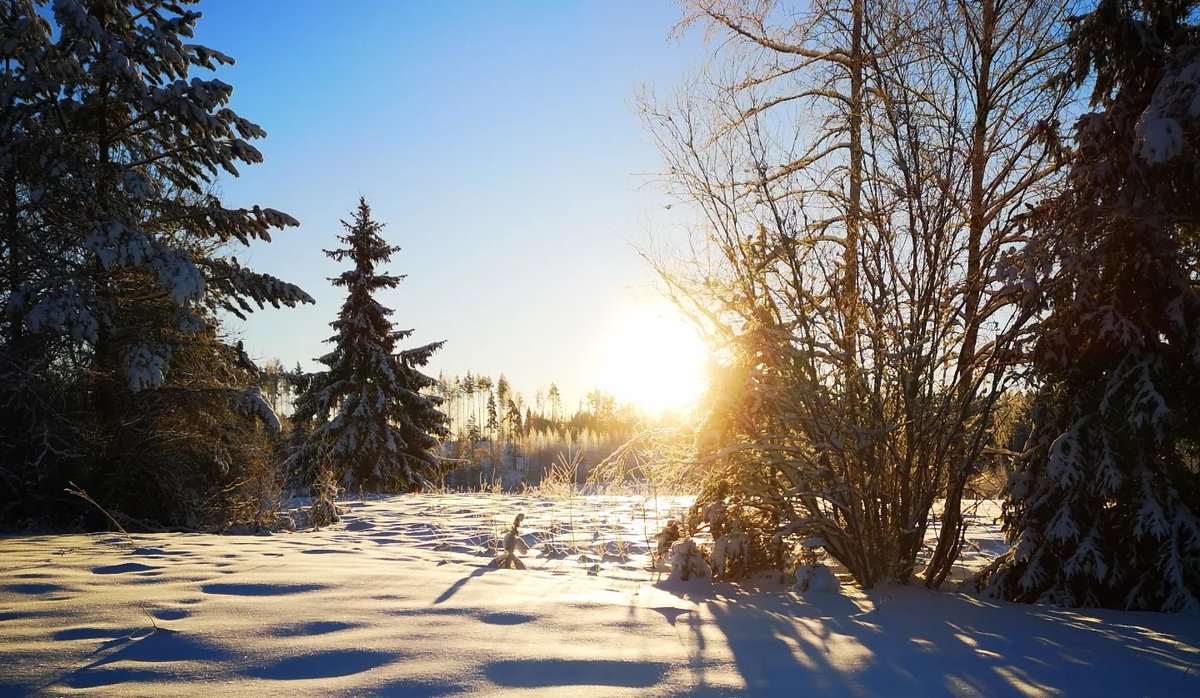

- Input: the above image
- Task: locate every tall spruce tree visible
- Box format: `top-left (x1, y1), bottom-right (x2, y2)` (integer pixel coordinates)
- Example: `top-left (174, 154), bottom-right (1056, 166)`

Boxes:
top-left (0, 0), bottom-right (312, 524)
top-left (291, 199), bottom-right (449, 492)
top-left (980, 0), bottom-right (1200, 611)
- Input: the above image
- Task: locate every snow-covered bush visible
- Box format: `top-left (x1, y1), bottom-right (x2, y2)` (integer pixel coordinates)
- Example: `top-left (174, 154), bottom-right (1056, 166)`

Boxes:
top-left (654, 520), bottom-right (682, 560)
top-left (668, 538), bottom-right (711, 582)
top-left (710, 528), bottom-right (749, 580)
top-left (791, 536), bottom-right (840, 593)
top-left (308, 464), bottom-right (342, 530)
top-left (795, 563), bottom-right (841, 594)
top-left (682, 495), bottom-right (784, 581)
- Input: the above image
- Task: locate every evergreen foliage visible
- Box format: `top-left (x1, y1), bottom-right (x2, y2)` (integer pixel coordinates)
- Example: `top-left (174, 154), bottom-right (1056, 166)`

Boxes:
top-left (0, 0), bottom-right (311, 526)
top-left (290, 198), bottom-right (449, 492)
top-left (980, 0), bottom-right (1200, 611)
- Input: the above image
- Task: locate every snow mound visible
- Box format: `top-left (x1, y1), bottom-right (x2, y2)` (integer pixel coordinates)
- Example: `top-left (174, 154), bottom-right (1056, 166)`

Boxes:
top-left (795, 563), bottom-right (841, 594)
top-left (667, 537), bottom-right (711, 582)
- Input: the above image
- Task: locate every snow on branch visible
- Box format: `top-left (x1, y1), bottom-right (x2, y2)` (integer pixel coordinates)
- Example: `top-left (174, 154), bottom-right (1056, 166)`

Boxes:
top-left (236, 386), bottom-right (282, 433)
top-left (1135, 51), bottom-right (1200, 164)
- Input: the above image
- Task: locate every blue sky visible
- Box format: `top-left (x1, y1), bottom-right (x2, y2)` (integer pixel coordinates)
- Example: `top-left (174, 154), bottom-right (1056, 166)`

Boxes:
top-left (197, 0), bottom-right (706, 409)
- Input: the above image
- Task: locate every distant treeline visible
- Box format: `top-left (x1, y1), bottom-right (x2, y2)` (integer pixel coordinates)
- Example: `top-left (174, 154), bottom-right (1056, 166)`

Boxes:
top-left (254, 365), bottom-right (659, 489)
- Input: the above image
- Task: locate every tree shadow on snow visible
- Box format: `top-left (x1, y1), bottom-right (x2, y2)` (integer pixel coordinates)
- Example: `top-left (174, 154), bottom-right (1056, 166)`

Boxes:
top-left (658, 584), bottom-right (1200, 697)
top-left (485, 659), bottom-right (670, 689)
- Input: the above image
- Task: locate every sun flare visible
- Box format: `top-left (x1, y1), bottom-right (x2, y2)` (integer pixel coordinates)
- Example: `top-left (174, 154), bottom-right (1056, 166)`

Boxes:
top-left (601, 301), bottom-right (709, 415)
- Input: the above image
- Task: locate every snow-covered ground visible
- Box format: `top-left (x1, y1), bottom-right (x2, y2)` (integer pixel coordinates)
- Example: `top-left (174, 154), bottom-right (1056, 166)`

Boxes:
top-left (2, 494), bottom-right (1198, 697)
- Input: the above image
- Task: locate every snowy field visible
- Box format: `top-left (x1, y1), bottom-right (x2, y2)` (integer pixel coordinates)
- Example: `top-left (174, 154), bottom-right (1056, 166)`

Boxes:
top-left (2, 494), bottom-right (1198, 697)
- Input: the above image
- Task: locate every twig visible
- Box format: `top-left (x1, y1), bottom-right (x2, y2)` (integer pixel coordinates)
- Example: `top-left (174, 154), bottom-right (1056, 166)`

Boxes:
top-left (64, 481), bottom-right (138, 551)
top-left (132, 603), bottom-right (163, 638)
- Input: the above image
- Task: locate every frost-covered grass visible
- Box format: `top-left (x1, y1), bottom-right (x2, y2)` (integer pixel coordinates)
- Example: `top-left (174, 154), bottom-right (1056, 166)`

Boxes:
top-left (1, 494), bottom-right (1198, 697)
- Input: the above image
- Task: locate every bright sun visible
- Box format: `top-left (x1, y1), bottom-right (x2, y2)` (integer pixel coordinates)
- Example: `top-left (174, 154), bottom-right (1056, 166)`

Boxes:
top-left (600, 301), bottom-right (709, 415)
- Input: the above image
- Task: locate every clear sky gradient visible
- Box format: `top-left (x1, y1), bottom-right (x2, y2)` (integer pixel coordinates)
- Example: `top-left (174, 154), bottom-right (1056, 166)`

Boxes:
top-left (197, 0), bottom-right (707, 411)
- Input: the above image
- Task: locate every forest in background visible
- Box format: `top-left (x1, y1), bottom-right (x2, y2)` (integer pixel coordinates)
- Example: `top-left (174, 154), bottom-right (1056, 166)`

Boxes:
top-left (254, 362), bottom-right (666, 490)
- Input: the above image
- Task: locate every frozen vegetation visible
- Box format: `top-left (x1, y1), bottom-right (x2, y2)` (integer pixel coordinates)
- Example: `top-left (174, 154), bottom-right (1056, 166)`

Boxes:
top-left (1, 494), bottom-right (1197, 697)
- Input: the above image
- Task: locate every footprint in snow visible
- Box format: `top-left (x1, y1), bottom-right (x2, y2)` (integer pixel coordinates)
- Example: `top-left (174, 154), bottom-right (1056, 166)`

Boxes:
top-left (4, 582), bottom-right (62, 595)
top-left (92, 562), bottom-right (159, 575)
top-left (242, 650), bottom-right (396, 681)
top-left (200, 582), bottom-right (324, 596)
top-left (478, 611), bottom-right (535, 625)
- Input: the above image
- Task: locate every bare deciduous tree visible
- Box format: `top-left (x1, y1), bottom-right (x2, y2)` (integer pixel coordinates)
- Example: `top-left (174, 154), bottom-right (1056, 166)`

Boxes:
top-left (645, 0), bottom-right (1073, 588)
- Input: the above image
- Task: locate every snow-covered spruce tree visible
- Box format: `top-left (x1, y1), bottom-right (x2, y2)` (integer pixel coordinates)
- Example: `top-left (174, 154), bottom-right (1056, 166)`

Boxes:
top-left (0, 0), bottom-right (83, 520)
top-left (979, 0), bottom-right (1200, 612)
top-left (0, 0), bottom-right (312, 524)
top-left (290, 199), bottom-right (449, 492)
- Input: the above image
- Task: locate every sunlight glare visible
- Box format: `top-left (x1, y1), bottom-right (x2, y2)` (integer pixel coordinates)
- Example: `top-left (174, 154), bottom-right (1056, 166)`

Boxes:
top-left (601, 301), bottom-right (708, 415)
